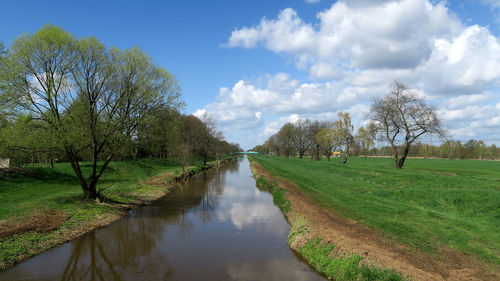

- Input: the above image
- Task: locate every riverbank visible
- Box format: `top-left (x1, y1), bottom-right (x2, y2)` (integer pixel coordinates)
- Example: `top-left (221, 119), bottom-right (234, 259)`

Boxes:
top-left (0, 157), bottom-right (233, 270)
top-left (248, 155), bottom-right (499, 281)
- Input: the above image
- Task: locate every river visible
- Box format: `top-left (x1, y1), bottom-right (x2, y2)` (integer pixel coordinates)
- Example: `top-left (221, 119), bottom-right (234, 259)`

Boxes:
top-left (0, 156), bottom-right (325, 281)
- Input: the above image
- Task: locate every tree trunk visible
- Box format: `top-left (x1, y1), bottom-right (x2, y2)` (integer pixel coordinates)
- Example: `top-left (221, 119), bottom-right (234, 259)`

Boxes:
top-left (203, 152), bottom-right (207, 165)
top-left (68, 159), bottom-right (96, 199)
top-left (49, 149), bottom-right (54, 168)
top-left (315, 145), bottom-right (321, 160)
top-left (395, 145), bottom-right (410, 169)
top-left (394, 156), bottom-right (400, 168)
top-left (86, 178), bottom-right (99, 200)
top-left (343, 144), bottom-right (349, 164)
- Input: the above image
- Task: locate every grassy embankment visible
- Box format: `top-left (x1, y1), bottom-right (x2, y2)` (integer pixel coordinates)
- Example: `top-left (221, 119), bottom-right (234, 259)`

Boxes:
top-left (251, 159), bottom-right (405, 281)
top-left (250, 155), bottom-right (500, 266)
top-left (0, 158), bottom-right (212, 270)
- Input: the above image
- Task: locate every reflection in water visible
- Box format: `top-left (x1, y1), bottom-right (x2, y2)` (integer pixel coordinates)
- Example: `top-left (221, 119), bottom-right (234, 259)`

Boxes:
top-left (227, 259), bottom-right (319, 281)
top-left (0, 157), bottom-right (325, 281)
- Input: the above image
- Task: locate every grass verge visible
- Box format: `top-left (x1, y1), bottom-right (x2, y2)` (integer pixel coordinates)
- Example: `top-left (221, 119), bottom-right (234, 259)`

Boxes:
top-left (250, 155), bottom-right (500, 265)
top-left (299, 237), bottom-right (404, 281)
top-left (249, 158), bottom-right (406, 281)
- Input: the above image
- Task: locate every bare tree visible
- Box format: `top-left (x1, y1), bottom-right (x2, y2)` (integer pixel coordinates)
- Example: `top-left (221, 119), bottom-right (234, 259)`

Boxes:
top-left (199, 112), bottom-right (218, 165)
top-left (267, 135), bottom-right (281, 156)
top-left (368, 81), bottom-right (444, 168)
top-left (292, 119), bottom-right (313, 159)
top-left (277, 123), bottom-right (294, 157)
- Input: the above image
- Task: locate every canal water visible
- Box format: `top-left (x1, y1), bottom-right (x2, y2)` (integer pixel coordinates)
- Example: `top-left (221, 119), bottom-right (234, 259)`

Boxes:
top-left (0, 157), bottom-right (325, 281)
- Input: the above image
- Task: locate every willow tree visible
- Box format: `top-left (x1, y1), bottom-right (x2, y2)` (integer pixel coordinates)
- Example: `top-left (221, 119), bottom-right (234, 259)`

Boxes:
top-left (336, 112), bottom-right (353, 164)
top-left (369, 82), bottom-right (443, 168)
top-left (315, 123), bottom-right (342, 161)
top-left (1, 25), bottom-right (182, 199)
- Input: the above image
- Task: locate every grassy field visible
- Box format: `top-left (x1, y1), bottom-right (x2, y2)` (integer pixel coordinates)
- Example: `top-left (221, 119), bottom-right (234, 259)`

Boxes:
top-left (0, 159), bottom-right (190, 269)
top-left (251, 155), bottom-right (500, 265)
top-left (0, 159), bottom-right (181, 221)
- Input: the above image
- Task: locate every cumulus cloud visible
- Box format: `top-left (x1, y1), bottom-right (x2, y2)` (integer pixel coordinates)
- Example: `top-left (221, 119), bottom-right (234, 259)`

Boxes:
top-left (205, 0), bottom-right (500, 148)
top-left (227, 0), bottom-right (500, 96)
top-left (228, 0), bottom-right (460, 72)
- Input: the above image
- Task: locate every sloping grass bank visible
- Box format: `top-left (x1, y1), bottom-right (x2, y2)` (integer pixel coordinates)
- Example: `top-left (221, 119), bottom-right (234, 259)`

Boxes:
top-left (250, 158), bottom-right (405, 281)
top-left (0, 158), bottom-right (214, 270)
top-left (250, 155), bottom-right (500, 266)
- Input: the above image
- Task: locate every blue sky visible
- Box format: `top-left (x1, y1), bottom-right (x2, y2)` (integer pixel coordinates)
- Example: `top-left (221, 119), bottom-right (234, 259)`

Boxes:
top-left (2, 0), bottom-right (500, 149)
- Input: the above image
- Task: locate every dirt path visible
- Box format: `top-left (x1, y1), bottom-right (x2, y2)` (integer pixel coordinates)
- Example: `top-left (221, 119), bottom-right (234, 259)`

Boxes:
top-left (251, 161), bottom-right (499, 281)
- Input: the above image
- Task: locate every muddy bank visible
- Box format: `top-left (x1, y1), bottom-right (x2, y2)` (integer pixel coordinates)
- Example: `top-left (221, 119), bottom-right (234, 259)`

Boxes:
top-left (249, 159), bottom-right (499, 281)
top-left (0, 158), bottom-right (236, 270)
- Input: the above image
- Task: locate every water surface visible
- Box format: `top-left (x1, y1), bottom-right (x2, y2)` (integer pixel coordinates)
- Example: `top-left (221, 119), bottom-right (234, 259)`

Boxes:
top-left (0, 157), bottom-right (325, 281)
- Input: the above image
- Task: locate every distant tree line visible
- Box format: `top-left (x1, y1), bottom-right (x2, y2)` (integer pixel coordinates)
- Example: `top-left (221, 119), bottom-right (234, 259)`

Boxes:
top-left (0, 26), bottom-right (241, 199)
top-left (251, 82), bottom-right (497, 166)
top-left (252, 126), bottom-right (497, 162)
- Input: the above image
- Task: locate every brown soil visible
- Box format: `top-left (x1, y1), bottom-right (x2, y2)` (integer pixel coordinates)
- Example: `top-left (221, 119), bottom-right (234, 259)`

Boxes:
top-left (0, 208), bottom-right (67, 238)
top-left (0, 168), bottom-right (33, 181)
top-left (250, 161), bottom-right (499, 281)
top-left (146, 172), bottom-right (175, 187)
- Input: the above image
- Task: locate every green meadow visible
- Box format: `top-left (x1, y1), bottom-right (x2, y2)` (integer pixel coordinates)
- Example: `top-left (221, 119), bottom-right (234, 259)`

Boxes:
top-left (251, 155), bottom-right (500, 264)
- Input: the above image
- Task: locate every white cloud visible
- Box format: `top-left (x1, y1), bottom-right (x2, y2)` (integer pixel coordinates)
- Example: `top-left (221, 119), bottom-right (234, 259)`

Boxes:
top-left (228, 0), bottom-right (460, 73)
top-left (207, 0), bottom-right (500, 148)
top-left (226, 0), bottom-right (500, 96)
top-left (305, 0), bottom-right (320, 3)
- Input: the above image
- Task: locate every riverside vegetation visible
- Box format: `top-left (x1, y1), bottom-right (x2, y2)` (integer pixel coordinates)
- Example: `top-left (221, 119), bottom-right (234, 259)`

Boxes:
top-left (0, 25), bottom-right (242, 269)
top-left (250, 154), bottom-right (499, 280)
top-left (251, 157), bottom-right (405, 281)
top-left (0, 156), bottom-right (236, 269)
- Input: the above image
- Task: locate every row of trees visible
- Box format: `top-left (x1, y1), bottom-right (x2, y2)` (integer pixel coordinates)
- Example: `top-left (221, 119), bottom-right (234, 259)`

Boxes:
top-left (0, 26), bottom-right (241, 199)
top-left (253, 135), bottom-right (498, 161)
top-left (257, 112), bottom-right (361, 163)
top-left (373, 140), bottom-right (498, 160)
top-left (252, 82), bottom-right (450, 168)
top-left (252, 112), bottom-right (373, 163)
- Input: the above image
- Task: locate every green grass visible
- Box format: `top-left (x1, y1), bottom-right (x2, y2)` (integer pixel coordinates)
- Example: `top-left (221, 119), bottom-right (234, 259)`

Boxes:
top-left (300, 238), bottom-right (404, 281)
top-left (255, 175), bottom-right (291, 214)
top-left (0, 159), bottom-right (181, 221)
top-left (0, 158), bottom-right (188, 269)
top-left (250, 155), bottom-right (500, 264)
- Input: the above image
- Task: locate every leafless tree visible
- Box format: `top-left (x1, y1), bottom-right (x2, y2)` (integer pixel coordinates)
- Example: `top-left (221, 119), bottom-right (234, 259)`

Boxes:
top-left (368, 81), bottom-right (444, 168)
top-left (277, 123), bottom-right (294, 157)
top-left (199, 112), bottom-right (219, 165)
top-left (292, 119), bottom-right (313, 159)
top-left (267, 135), bottom-right (281, 156)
